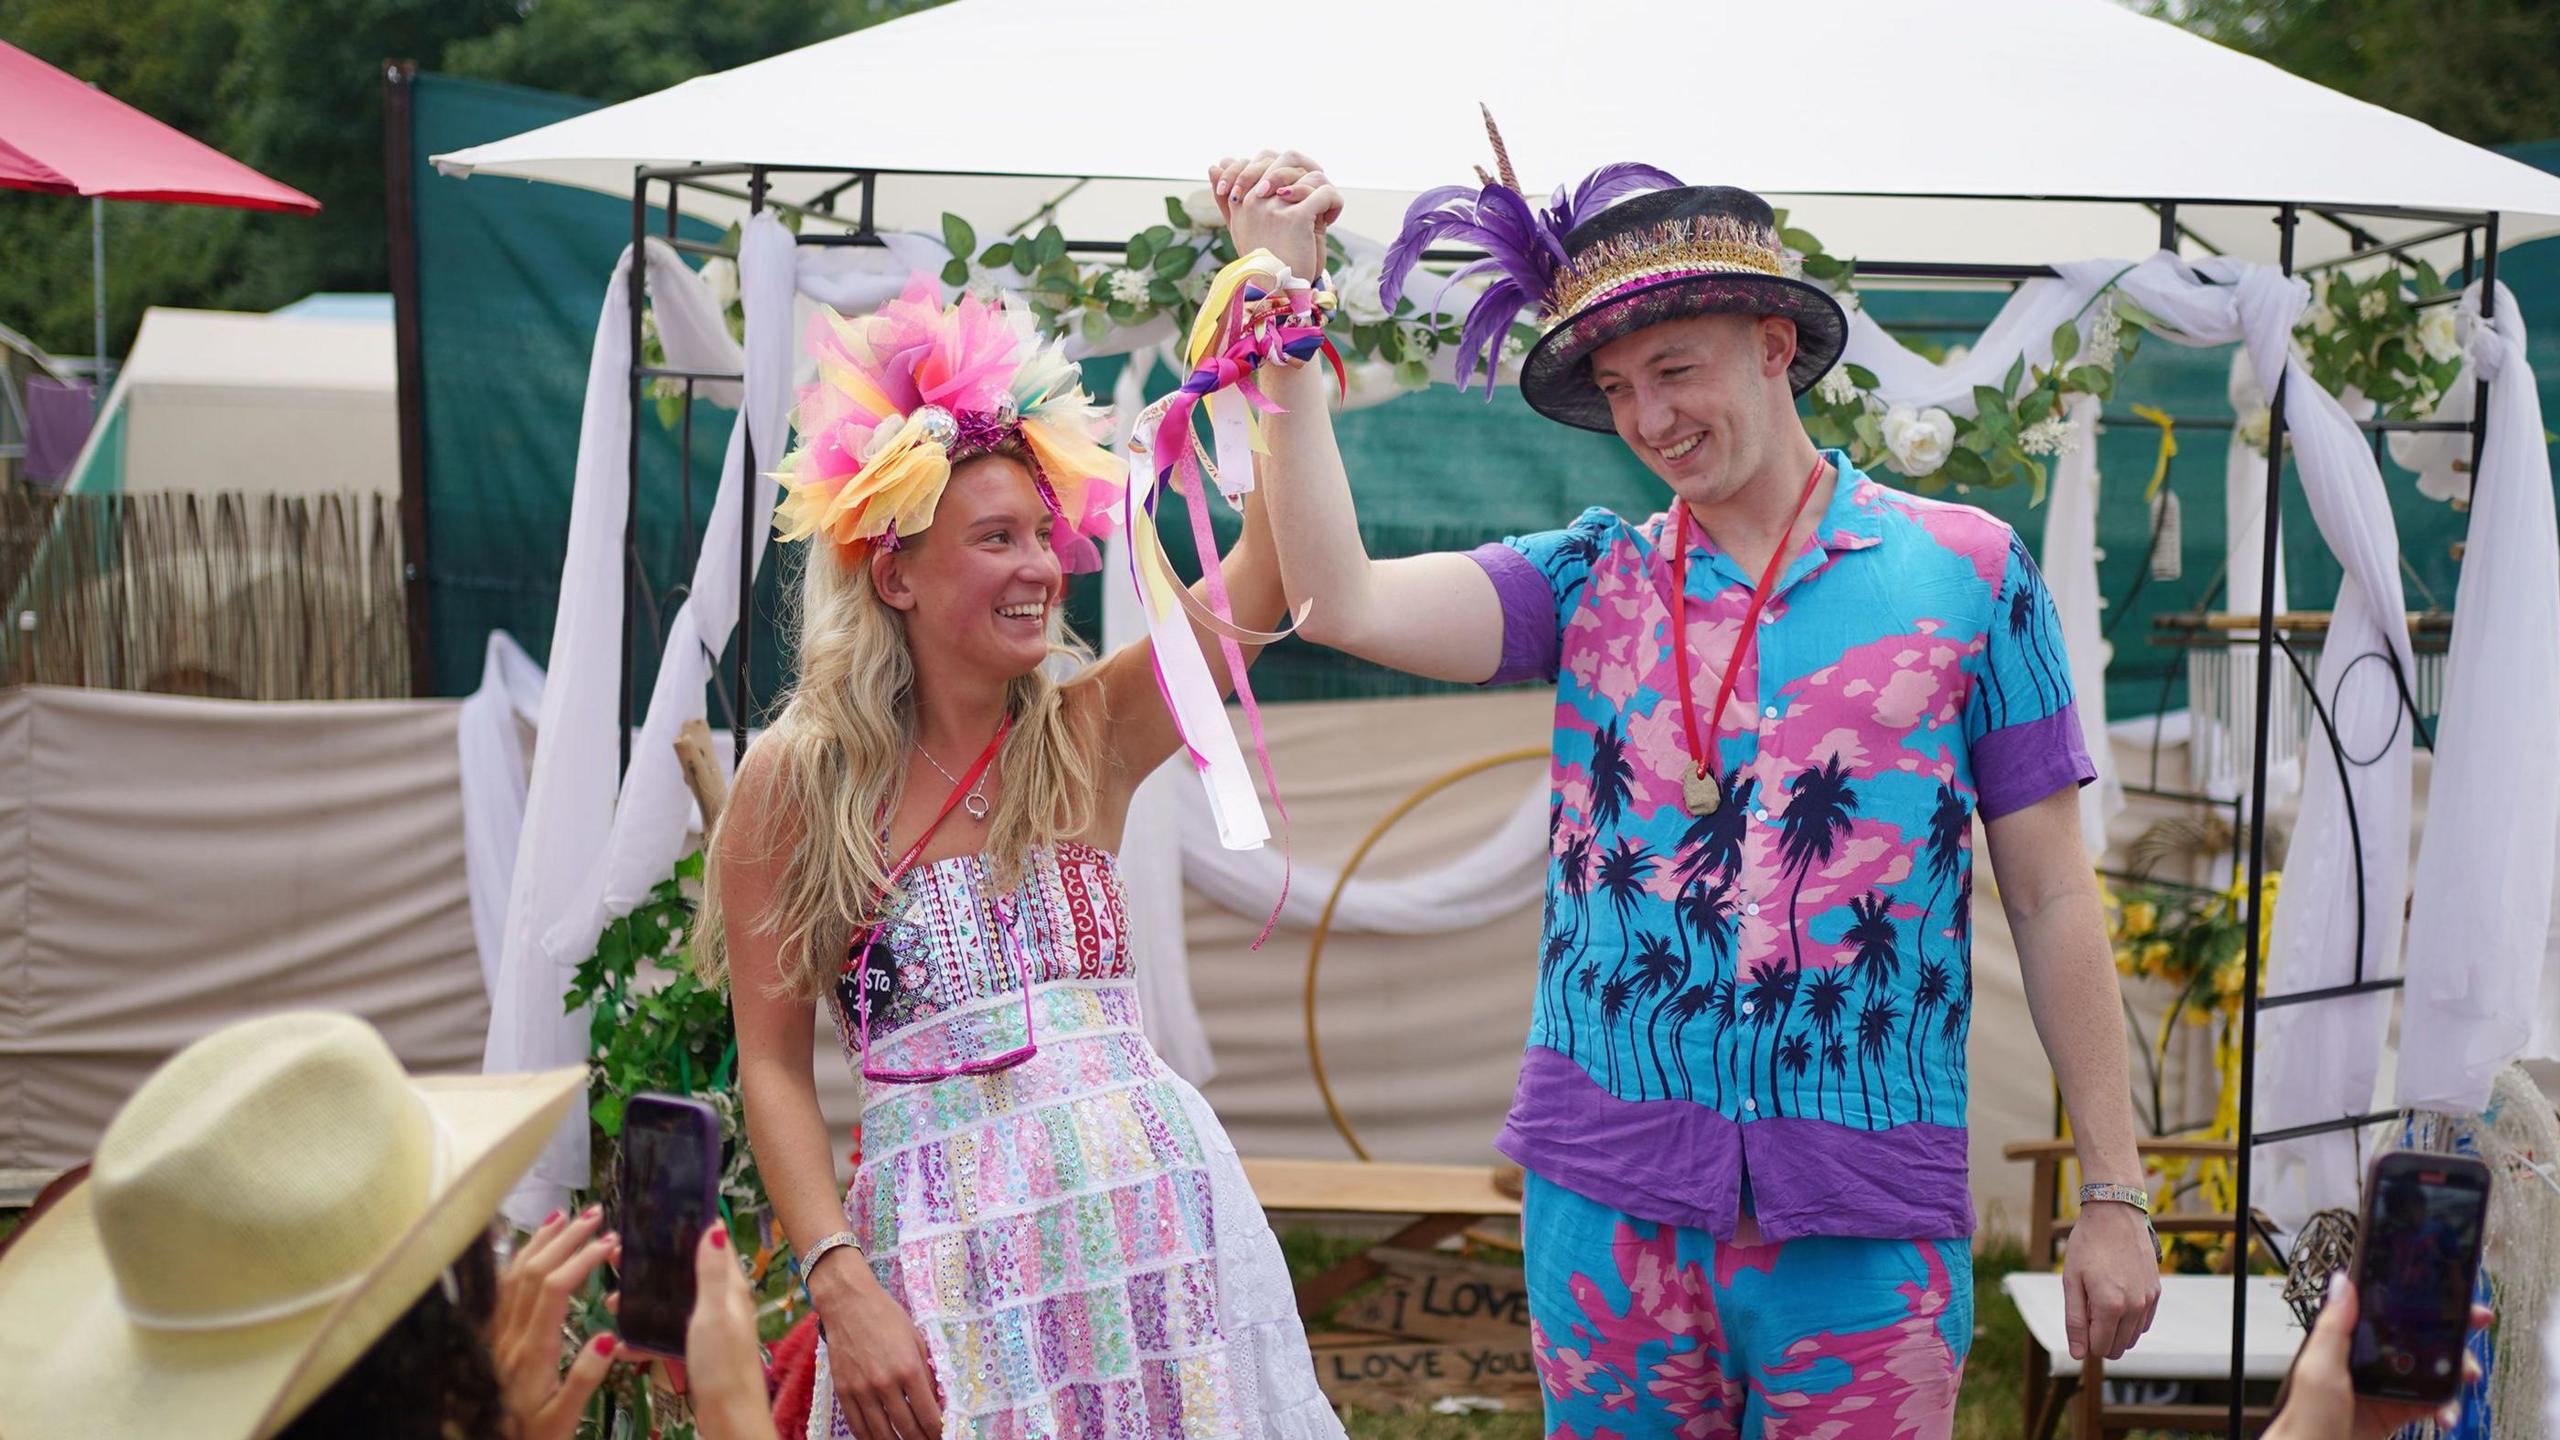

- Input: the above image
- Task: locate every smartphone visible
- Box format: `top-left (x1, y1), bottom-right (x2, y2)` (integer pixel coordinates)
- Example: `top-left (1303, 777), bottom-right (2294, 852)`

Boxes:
top-left (615, 1092), bottom-right (723, 1358)
top-left (2345, 1148), bottom-right (2491, 1404)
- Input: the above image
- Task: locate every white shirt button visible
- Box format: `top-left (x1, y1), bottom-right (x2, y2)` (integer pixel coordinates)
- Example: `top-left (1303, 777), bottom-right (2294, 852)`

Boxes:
top-left (1762, 705), bottom-right (1780, 720)
top-left (1743, 1098), bottom-right (1759, 1113)
top-left (1739, 1001), bottom-right (1756, 1016)
top-left (1745, 902), bottom-right (1761, 917)
top-left (1754, 808), bottom-right (1770, 823)
top-left (1760, 611), bottom-right (1776, 625)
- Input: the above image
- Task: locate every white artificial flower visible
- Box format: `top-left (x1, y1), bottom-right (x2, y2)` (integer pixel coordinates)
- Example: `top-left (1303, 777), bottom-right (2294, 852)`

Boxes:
top-left (1835, 288), bottom-right (1864, 314)
top-left (2236, 406), bottom-right (2271, 452)
top-left (2358, 288), bottom-right (2389, 321)
top-left (2018, 416), bottom-right (2080, 457)
top-left (697, 256), bottom-right (739, 311)
top-left (2417, 305), bottom-right (2462, 363)
top-left (1183, 187), bottom-right (1227, 232)
top-left (1495, 330), bottom-right (1529, 381)
top-left (2083, 301), bottom-right (2122, 372)
top-left (1881, 405), bottom-right (1955, 477)
top-left (1942, 343), bottom-right (1972, 369)
top-left (1815, 365), bottom-right (1859, 406)
top-left (1177, 269), bottom-right (1211, 303)
top-left (1338, 260), bottom-right (1391, 325)
top-left (1108, 267), bottom-right (1152, 306)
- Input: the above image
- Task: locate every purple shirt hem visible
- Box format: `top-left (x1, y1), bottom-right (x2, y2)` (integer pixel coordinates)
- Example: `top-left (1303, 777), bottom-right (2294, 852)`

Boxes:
top-left (1974, 703), bottom-right (2097, 820)
top-left (1466, 542), bottom-right (1556, 687)
top-left (1496, 1044), bottom-right (1975, 1243)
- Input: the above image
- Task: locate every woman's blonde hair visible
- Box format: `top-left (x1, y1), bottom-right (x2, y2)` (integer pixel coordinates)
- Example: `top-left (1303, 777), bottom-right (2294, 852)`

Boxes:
top-left (696, 448), bottom-right (1100, 999)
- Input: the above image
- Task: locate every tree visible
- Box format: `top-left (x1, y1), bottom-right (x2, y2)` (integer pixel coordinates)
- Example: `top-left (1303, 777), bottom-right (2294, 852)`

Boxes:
top-left (0, 0), bottom-right (943, 358)
top-left (2147, 0), bottom-right (2560, 148)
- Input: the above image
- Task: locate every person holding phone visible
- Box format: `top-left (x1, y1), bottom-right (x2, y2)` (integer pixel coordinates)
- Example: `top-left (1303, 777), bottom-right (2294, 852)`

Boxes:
top-left (0, 1011), bottom-right (782, 1440)
top-left (703, 282), bottom-right (1342, 1439)
top-left (2270, 1272), bottom-right (2487, 1438)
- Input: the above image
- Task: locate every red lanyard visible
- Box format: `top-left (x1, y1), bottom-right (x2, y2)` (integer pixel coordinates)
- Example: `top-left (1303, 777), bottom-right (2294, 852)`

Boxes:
top-left (1672, 459), bottom-right (1829, 791)
top-left (853, 715), bottom-right (1011, 962)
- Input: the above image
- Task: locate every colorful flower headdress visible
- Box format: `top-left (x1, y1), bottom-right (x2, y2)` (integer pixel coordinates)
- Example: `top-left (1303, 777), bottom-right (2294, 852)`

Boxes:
top-left (772, 277), bottom-right (1126, 571)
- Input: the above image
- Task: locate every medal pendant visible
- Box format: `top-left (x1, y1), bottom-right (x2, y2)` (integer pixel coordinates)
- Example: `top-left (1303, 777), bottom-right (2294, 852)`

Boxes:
top-left (1682, 769), bottom-right (1720, 817)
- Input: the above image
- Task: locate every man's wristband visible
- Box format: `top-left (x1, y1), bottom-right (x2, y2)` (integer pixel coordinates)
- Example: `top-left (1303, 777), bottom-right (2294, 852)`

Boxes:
top-left (2079, 1182), bottom-right (2152, 1214)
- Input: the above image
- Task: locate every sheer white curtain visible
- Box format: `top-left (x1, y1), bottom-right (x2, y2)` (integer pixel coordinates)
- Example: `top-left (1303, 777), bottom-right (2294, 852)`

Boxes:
top-left (2115, 253), bottom-right (2414, 1229)
top-left (2397, 283), bottom-right (2560, 1111)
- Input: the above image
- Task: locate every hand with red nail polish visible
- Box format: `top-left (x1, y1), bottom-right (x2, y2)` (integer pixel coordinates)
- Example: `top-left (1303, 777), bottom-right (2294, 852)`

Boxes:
top-left (687, 1224), bottom-right (783, 1440)
top-left (489, 1204), bottom-right (625, 1440)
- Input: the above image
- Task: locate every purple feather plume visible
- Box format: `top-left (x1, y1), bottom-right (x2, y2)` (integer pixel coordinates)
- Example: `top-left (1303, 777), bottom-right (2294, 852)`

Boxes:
top-left (1376, 160), bottom-right (1684, 399)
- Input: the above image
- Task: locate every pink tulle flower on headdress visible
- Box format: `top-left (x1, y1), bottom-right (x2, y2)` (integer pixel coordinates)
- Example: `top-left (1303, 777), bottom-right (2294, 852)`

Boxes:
top-left (772, 277), bottom-right (1126, 570)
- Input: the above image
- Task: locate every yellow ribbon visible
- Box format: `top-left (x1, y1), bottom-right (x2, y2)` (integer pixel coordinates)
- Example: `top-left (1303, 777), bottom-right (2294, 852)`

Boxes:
top-left (2131, 403), bottom-right (2178, 501)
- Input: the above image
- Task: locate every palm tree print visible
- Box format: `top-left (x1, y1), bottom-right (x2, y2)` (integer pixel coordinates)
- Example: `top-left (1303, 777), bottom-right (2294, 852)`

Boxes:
top-left (1629, 930), bottom-right (1686, 1099)
top-left (1588, 724), bottom-right (1638, 835)
top-left (1706, 978), bottom-right (1739, 1108)
top-left (1799, 969), bottom-right (1855, 1124)
top-left (1823, 1033), bottom-right (1851, 1097)
top-left (2003, 534), bottom-right (2064, 713)
top-left (1590, 837), bottom-right (1655, 1085)
top-left (1775, 753), bottom-right (1859, 1101)
top-left (1544, 517), bottom-right (1609, 606)
top-left (1778, 1034), bottom-right (1815, 1118)
top-left (1665, 984), bottom-right (1716, 1098)
top-left (1855, 995), bottom-right (1902, 1130)
top-left (1845, 893), bottom-right (1900, 996)
top-left (1552, 829), bottom-right (1596, 1052)
top-left (1920, 783), bottom-right (1968, 969)
top-left (1743, 960), bottom-right (1794, 1114)
top-left (1598, 972), bottom-right (1638, 1095)
top-left (1909, 959), bottom-right (1954, 1121)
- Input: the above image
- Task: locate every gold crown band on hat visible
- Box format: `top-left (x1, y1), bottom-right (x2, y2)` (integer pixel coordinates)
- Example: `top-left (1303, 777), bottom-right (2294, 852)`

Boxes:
top-left (1543, 215), bottom-right (1789, 327)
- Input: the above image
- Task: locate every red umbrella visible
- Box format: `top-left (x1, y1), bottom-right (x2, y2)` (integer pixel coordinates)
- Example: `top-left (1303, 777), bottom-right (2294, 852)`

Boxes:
top-left (0, 37), bottom-right (319, 415)
top-left (0, 39), bottom-right (317, 210)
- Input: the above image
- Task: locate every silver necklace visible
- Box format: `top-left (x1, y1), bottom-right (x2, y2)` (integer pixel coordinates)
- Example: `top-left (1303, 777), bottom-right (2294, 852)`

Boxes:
top-left (914, 739), bottom-right (991, 821)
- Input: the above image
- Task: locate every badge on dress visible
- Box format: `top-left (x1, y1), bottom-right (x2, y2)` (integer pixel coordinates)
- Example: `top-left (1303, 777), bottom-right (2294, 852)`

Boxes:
top-left (1682, 768), bottom-right (1720, 816)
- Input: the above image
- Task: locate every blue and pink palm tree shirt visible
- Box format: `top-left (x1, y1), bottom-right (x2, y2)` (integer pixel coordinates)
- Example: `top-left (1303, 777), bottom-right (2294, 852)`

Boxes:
top-left (1467, 452), bottom-right (2092, 1243)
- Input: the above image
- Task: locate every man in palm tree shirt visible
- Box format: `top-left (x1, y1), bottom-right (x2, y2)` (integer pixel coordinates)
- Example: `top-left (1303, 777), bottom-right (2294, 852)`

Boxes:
top-left (1213, 152), bottom-right (2160, 1435)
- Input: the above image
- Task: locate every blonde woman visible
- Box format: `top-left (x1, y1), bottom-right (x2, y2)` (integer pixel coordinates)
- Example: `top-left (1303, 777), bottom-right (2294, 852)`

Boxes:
top-left (704, 270), bottom-right (1344, 1440)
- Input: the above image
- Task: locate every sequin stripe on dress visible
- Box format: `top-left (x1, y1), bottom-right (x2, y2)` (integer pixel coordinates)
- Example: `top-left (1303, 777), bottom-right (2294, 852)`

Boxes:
top-left (854, 1065), bottom-right (1204, 1247)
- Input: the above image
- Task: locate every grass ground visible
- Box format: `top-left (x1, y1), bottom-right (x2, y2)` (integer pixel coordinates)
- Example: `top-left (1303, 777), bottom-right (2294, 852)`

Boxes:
top-left (1281, 1227), bottom-right (2032, 1440)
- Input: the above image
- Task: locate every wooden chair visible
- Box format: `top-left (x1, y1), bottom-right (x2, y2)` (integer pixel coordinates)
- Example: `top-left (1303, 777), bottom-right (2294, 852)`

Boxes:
top-left (2001, 1138), bottom-right (2298, 1438)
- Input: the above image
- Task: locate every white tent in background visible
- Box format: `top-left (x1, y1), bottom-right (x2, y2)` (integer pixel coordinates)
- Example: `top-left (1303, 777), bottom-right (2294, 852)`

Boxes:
top-left (435, 0), bottom-right (2560, 267)
top-left (62, 305), bottom-right (396, 497)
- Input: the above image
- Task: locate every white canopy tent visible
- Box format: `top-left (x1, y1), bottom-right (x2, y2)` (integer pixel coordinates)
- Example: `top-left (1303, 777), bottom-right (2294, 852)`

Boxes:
top-left (434, 0), bottom-right (2560, 268)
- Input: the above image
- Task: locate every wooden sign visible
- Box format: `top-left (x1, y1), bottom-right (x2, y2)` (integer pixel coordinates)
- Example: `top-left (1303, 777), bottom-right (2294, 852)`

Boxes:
top-left (1334, 1247), bottom-right (1533, 1348)
top-left (1311, 1338), bottom-right (1543, 1415)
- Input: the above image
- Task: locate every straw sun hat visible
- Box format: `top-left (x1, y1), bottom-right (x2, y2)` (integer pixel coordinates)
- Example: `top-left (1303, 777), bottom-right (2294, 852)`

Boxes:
top-left (0, 1012), bottom-right (583, 1440)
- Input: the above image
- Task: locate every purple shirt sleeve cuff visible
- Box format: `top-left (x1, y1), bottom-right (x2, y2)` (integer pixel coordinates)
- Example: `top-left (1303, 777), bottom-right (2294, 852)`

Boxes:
top-left (1467, 542), bottom-right (1558, 687)
top-left (1973, 703), bottom-right (2097, 820)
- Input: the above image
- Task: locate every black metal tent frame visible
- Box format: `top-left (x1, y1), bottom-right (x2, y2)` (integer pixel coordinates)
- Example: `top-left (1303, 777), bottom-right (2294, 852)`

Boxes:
top-left (619, 163), bottom-right (2507, 1435)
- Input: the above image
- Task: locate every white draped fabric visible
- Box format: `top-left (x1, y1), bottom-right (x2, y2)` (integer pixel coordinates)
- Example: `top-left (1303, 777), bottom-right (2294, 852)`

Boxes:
top-left (2397, 284), bottom-right (2560, 1111)
top-left (457, 631), bottom-right (544, 1000)
top-left (2114, 253), bottom-right (2415, 1228)
top-left (489, 237), bottom-right (723, 1223)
